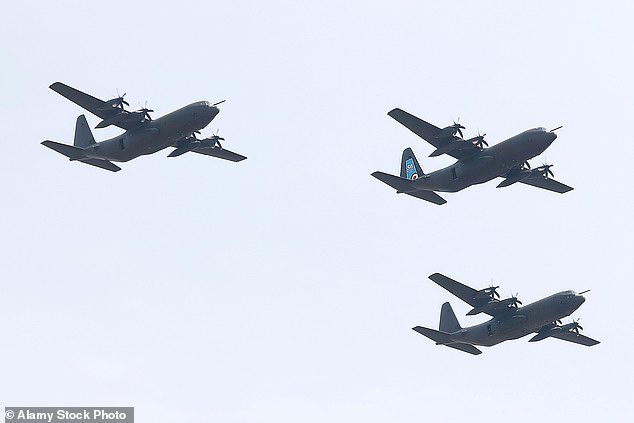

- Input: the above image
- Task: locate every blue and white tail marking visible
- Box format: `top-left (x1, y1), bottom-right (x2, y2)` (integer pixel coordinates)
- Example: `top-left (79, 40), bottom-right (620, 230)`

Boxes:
top-left (400, 147), bottom-right (424, 180)
top-left (405, 158), bottom-right (418, 180)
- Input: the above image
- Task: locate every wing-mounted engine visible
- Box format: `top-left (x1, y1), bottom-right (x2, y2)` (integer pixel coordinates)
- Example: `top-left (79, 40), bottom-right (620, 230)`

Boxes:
top-left (436, 119), bottom-right (465, 139)
top-left (498, 160), bottom-right (556, 188)
top-left (466, 288), bottom-right (522, 316)
top-left (428, 120), bottom-right (465, 157)
top-left (465, 132), bottom-right (488, 150)
top-left (497, 161), bottom-right (533, 188)
top-left (429, 120), bottom-right (487, 159)
top-left (168, 130), bottom-right (225, 158)
top-left (98, 91), bottom-right (129, 112)
top-left (95, 98), bottom-right (153, 129)
top-left (529, 319), bottom-right (584, 342)
top-left (199, 130), bottom-right (224, 149)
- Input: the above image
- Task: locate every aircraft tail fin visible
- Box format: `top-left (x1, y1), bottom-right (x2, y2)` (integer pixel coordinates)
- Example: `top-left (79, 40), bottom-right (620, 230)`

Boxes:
top-left (74, 114), bottom-right (96, 147)
top-left (439, 302), bottom-right (462, 333)
top-left (400, 147), bottom-right (424, 180)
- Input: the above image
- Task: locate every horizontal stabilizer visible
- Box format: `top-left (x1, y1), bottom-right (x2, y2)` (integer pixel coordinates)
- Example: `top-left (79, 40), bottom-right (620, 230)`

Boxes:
top-left (445, 343), bottom-right (482, 355)
top-left (405, 190), bottom-right (446, 205)
top-left (372, 171), bottom-right (445, 204)
top-left (412, 326), bottom-right (453, 345)
top-left (42, 141), bottom-right (120, 172)
top-left (81, 158), bottom-right (121, 172)
top-left (41, 140), bottom-right (85, 160)
top-left (371, 171), bottom-right (415, 193)
top-left (413, 326), bottom-right (481, 355)
top-left (191, 147), bottom-right (247, 162)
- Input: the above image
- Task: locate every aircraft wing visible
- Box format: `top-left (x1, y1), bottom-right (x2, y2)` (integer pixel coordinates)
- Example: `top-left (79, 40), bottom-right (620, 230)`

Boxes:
top-left (549, 331), bottom-right (600, 346)
top-left (50, 82), bottom-right (140, 131)
top-left (429, 273), bottom-right (509, 318)
top-left (429, 273), bottom-right (480, 306)
top-left (388, 108), bottom-right (481, 160)
top-left (191, 147), bottom-right (247, 162)
top-left (518, 175), bottom-right (574, 193)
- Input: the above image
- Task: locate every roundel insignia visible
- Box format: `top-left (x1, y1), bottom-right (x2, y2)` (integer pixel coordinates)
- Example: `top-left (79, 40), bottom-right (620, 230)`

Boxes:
top-left (411, 174), bottom-right (418, 180)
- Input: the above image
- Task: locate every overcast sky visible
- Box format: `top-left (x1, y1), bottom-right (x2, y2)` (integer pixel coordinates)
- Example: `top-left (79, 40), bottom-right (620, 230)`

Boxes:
top-left (1, 1), bottom-right (633, 421)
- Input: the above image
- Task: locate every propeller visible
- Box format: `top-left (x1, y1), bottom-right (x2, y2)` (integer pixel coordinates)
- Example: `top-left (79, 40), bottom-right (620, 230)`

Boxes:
top-left (210, 129), bottom-right (224, 148)
top-left (212, 100), bottom-right (226, 106)
top-left (471, 132), bottom-right (488, 149)
top-left (483, 284), bottom-right (500, 300)
top-left (550, 126), bottom-right (563, 132)
top-left (450, 118), bottom-right (465, 138)
top-left (562, 319), bottom-right (583, 335)
top-left (508, 293), bottom-right (522, 308)
top-left (536, 163), bottom-right (554, 179)
top-left (578, 289), bottom-right (591, 295)
top-left (114, 89), bottom-right (129, 109)
top-left (136, 101), bottom-right (154, 122)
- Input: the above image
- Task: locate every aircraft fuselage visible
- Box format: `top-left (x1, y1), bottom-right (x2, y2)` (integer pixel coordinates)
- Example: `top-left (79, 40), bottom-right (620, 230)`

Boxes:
top-left (411, 128), bottom-right (556, 192)
top-left (80, 101), bottom-right (218, 162)
top-left (447, 291), bottom-right (585, 347)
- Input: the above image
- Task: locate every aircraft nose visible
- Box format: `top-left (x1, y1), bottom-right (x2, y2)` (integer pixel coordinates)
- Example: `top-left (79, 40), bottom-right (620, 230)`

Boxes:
top-left (201, 102), bottom-right (219, 119)
top-left (548, 131), bottom-right (557, 142)
top-left (207, 102), bottom-right (219, 116)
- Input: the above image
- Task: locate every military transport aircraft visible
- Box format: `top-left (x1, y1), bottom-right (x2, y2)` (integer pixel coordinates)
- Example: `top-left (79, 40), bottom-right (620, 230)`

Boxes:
top-left (42, 82), bottom-right (246, 172)
top-left (413, 273), bottom-right (599, 355)
top-left (372, 108), bottom-right (572, 204)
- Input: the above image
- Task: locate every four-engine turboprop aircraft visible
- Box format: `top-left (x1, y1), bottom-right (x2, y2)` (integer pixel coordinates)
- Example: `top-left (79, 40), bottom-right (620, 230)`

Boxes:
top-left (413, 273), bottom-right (599, 355)
top-left (372, 108), bottom-right (573, 205)
top-left (42, 82), bottom-right (246, 172)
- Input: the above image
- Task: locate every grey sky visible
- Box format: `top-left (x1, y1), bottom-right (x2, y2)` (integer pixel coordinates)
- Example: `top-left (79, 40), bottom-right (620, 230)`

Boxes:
top-left (1, 1), bottom-right (633, 421)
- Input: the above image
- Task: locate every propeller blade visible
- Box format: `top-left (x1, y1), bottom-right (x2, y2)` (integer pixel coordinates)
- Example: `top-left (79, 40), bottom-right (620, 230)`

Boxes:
top-left (550, 126), bottom-right (563, 132)
top-left (451, 119), bottom-right (465, 138)
top-left (578, 289), bottom-right (591, 295)
top-left (469, 132), bottom-right (488, 149)
top-left (212, 100), bottom-right (226, 106)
